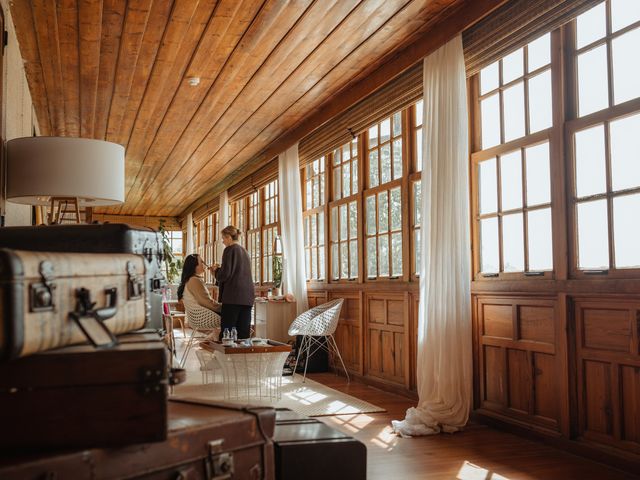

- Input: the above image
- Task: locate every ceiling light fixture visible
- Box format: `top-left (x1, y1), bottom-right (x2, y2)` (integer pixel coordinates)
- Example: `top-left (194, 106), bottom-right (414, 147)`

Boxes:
top-left (187, 76), bottom-right (200, 86)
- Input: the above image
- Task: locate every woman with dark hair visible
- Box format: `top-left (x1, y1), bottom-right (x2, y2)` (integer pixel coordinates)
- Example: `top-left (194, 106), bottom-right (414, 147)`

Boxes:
top-left (177, 253), bottom-right (221, 313)
top-left (211, 225), bottom-right (255, 339)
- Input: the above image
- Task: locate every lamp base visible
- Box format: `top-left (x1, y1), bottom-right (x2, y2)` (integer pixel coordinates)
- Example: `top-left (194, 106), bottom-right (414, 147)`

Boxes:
top-left (48, 197), bottom-right (82, 224)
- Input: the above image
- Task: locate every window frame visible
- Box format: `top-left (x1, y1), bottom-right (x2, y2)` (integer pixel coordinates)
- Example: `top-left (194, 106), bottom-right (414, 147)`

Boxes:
top-left (302, 156), bottom-right (328, 283)
top-left (566, 5), bottom-right (640, 279)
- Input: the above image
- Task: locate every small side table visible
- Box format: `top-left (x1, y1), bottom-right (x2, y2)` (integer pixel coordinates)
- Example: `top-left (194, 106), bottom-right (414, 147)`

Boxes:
top-left (200, 340), bottom-right (291, 400)
top-left (254, 300), bottom-right (297, 343)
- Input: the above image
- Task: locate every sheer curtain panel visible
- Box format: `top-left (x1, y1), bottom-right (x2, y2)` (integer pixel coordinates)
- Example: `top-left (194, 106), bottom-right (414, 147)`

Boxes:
top-left (392, 35), bottom-right (472, 437)
top-left (278, 143), bottom-right (309, 315)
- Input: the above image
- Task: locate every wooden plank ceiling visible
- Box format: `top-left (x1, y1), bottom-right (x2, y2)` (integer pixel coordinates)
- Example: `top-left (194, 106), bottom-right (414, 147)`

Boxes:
top-left (11, 0), bottom-right (464, 217)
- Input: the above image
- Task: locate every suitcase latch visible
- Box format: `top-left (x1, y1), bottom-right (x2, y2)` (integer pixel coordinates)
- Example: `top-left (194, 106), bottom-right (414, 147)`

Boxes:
top-left (206, 440), bottom-right (234, 480)
top-left (29, 261), bottom-right (56, 312)
top-left (127, 261), bottom-right (145, 300)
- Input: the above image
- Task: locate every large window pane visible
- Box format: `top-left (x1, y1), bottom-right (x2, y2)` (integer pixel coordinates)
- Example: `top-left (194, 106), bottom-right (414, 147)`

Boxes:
top-left (527, 33), bottom-right (551, 72)
top-left (525, 142), bottom-right (551, 206)
top-left (502, 213), bottom-right (524, 272)
top-left (479, 158), bottom-right (498, 214)
top-left (502, 48), bottom-right (524, 84)
top-left (378, 236), bottom-right (389, 276)
top-left (339, 204), bottom-right (348, 241)
top-left (481, 61), bottom-right (499, 95)
top-left (378, 191), bottom-right (389, 233)
top-left (366, 196), bottom-right (376, 235)
top-left (480, 217), bottom-right (499, 273)
top-left (612, 28), bottom-right (640, 105)
top-left (369, 151), bottom-right (379, 188)
top-left (367, 237), bottom-right (377, 277)
top-left (500, 150), bottom-right (523, 211)
top-left (503, 82), bottom-right (525, 141)
top-left (613, 194), bottom-right (640, 268)
top-left (577, 199), bottom-right (609, 269)
top-left (611, 0), bottom-right (640, 32)
top-left (390, 187), bottom-right (402, 230)
top-left (576, 2), bottom-right (606, 48)
top-left (349, 201), bottom-right (358, 238)
top-left (577, 46), bottom-right (609, 116)
top-left (391, 232), bottom-right (402, 277)
top-left (610, 113), bottom-right (640, 190)
top-left (349, 240), bottom-right (358, 278)
top-left (481, 94), bottom-right (500, 148)
top-left (527, 208), bottom-right (553, 271)
top-left (381, 144), bottom-right (391, 184)
top-left (393, 139), bottom-right (403, 180)
top-left (575, 125), bottom-right (607, 197)
top-left (528, 70), bottom-right (552, 133)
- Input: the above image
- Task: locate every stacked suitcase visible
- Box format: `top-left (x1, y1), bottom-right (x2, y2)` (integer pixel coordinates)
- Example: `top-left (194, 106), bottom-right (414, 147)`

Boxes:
top-left (0, 224), bottom-right (277, 479)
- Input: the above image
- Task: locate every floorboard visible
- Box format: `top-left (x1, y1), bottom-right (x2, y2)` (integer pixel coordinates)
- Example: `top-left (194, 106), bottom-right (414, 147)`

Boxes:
top-left (305, 373), bottom-right (636, 480)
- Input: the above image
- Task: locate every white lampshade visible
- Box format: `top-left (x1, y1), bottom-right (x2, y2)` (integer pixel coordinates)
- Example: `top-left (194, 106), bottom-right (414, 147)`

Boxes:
top-left (6, 137), bottom-right (125, 206)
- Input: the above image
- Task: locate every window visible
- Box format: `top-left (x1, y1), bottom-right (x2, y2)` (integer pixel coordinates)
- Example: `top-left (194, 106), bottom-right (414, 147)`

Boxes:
top-left (168, 230), bottom-right (183, 257)
top-left (228, 199), bottom-right (246, 247)
top-left (211, 211), bottom-right (220, 265)
top-left (328, 140), bottom-right (360, 281)
top-left (414, 99), bottom-right (423, 172)
top-left (473, 32), bottom-right (555, 277)
top-left (365, 112), bottom-right (404, 279)
top-left (332, 139), bottom-right (358, 200)
top-left (575, 1), bottom-right (640, 117)
top-left (303, 157), bottom-right (326, 281)
top-left (570, 1), bottom-right (640, 273)
top-left (247, 192), bottom-right (261, 283)
top-left (262, 180), bottom-right (279, 283)
top-left (410, 101), bottom-right (423, 277)
top-left (479, 33), bottom-right (552, 149)
top-left (368, 113), bottom-right (403, 187)
top-left (477, 142), bottom-right (553, 274)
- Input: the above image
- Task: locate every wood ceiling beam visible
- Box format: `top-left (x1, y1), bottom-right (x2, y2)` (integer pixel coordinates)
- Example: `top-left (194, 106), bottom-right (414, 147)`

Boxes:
top-left (179, 0), bottom-right (507, 220)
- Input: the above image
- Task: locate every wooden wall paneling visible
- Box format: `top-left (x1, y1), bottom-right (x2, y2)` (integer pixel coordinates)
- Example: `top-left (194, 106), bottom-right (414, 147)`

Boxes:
top-left (573, 297), bottom-right (640, 455)
top-left (364, 292), bottom-right (408, 386)
top-left (328, 290), bottom-right (362, 374)
top-left (476, 295), bottom-right (562, 432)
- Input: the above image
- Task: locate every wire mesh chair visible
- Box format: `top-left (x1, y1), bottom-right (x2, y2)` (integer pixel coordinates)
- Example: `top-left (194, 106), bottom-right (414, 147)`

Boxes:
top-left (179, 291), bottom-right (221, 368)
top-left (195, 349), bottom-right (221, 384)
top-left (287, 298), bottom-right (349, 383)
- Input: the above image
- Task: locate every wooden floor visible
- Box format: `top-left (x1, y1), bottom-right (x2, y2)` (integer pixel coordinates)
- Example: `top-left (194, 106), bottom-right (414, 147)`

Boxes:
top-left (306, 373), bottom-right (636, 480)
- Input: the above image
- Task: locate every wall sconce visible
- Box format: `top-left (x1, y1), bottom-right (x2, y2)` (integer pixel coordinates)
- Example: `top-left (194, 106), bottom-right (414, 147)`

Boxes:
top-left (6, 137), bottom-right (125, 223)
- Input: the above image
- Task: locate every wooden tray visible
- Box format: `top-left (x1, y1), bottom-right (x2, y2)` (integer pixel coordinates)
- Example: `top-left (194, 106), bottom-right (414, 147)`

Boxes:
top-left (199, 339), bottom-right (291, 354)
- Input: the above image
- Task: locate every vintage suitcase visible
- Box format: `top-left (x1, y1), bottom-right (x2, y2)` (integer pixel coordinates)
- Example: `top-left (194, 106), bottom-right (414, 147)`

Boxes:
top-left (274, 409), bottom-right (367, 480)
top-left (0, 223), bottom-right (166, 329)
top-left (0, 249), bottom-right (147, 359)
top-left (0, 333), bottom-right (171, 449)
top-left (0, 399), bottom-right (276, 480)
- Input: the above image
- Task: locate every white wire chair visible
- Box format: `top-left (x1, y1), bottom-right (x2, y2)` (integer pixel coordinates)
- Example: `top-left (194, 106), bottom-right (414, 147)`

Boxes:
top-left (180, 290), bottom-right (221, 368)
top-left (287, 298), bottom-right (349, 383)
top-left (195, 349), bottom-right (221, 384)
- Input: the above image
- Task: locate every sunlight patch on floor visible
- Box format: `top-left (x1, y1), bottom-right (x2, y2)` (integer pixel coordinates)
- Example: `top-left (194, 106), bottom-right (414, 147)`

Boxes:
top-left (326, 413), bottom-right (375, 434)
top-left (457, 461), bottom-right (510, 480)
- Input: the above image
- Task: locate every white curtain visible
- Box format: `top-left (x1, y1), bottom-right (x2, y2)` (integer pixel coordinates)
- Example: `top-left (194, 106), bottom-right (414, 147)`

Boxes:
top-left (217, 190), bottom-right (229, 263)
top-left (391, 35), bottom-right (472, 437)
top-left (278, 143), bottom-right (309, 315)
top-left (186, 212), bottom-right (194, 256)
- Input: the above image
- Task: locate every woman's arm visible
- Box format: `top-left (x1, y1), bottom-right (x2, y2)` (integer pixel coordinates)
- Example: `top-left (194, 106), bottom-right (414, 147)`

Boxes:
top-left (215, 246), bottom-right (237, 284)
top-left (186, 277), bottom-right (221, 312)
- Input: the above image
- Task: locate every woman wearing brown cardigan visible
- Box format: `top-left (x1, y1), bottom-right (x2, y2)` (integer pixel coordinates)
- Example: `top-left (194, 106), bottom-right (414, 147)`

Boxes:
top-left (212, 226), bottom-right (255, 339)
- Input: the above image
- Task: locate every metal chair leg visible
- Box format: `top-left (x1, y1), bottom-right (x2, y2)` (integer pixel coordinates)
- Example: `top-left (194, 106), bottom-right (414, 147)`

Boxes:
top-left (328, 334), bottom-right (350, 382)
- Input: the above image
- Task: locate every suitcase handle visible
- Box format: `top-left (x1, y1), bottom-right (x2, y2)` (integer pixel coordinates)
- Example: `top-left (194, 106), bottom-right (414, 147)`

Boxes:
top-left (68, 287), bottom-right (119, 349)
